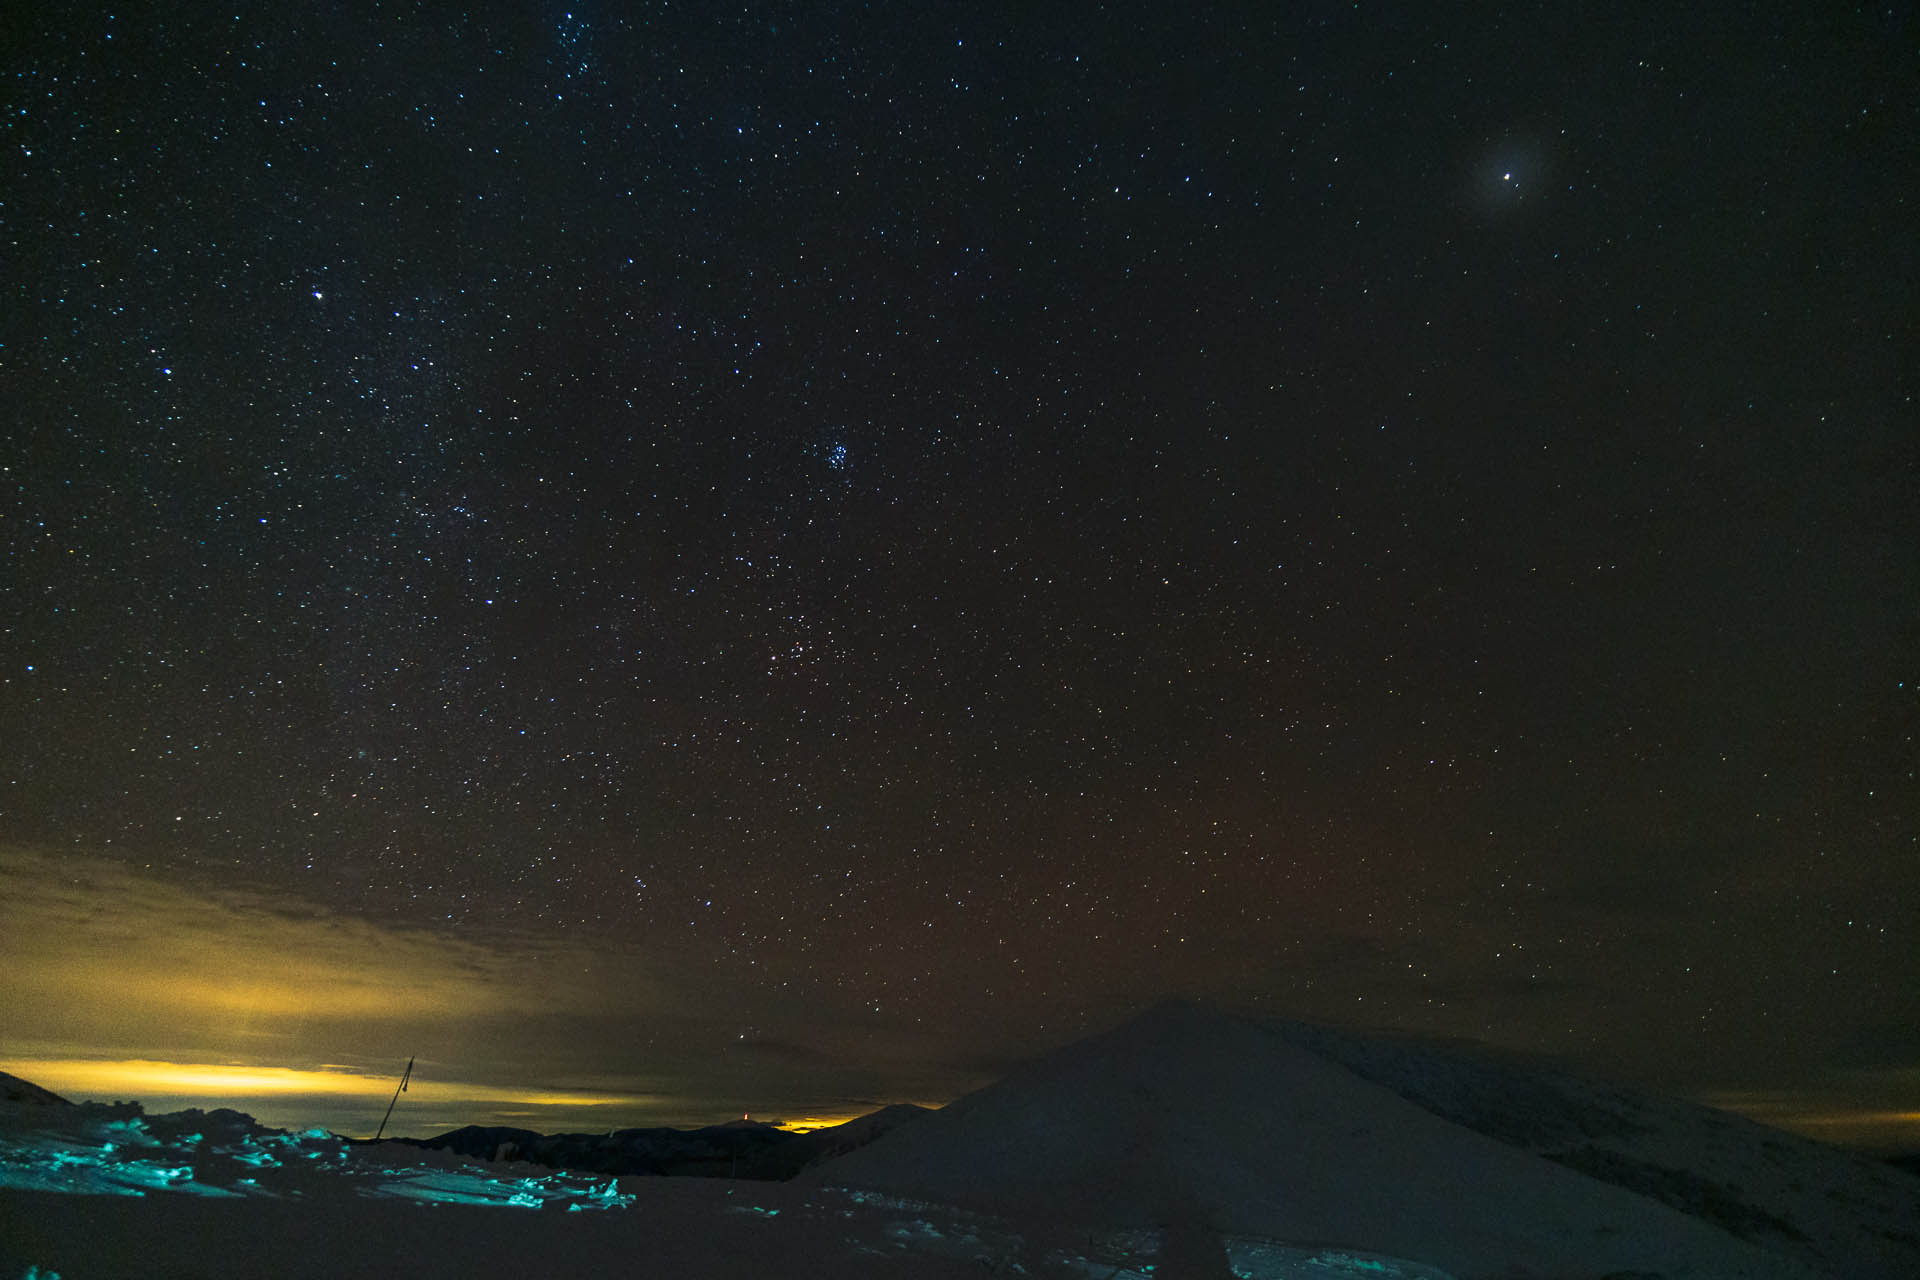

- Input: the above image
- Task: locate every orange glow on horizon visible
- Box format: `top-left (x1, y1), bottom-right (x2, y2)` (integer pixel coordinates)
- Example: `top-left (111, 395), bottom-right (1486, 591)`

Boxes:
top-left (1766, 1112), bottom-right (1920, 1152)
top-left (771, 1111), bottom-right (874, 1132)
top-left (771, 1101), bottom-right (945, 1132)
top-left (1701, 1091), bottom-right (1920, 1150)
top-left (0, 1058), bottom-right (644, 1111)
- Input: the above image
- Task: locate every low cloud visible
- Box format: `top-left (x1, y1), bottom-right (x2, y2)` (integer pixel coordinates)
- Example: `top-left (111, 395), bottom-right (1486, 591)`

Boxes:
top-left (0, 847), bottom-right (958, 1132)
top-left (0, 847), bottom-right (667, 1085)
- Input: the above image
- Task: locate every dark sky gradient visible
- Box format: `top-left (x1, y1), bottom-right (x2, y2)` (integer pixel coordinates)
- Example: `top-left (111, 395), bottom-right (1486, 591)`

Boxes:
top-left (4, 2), bottom-right (1915, 1144)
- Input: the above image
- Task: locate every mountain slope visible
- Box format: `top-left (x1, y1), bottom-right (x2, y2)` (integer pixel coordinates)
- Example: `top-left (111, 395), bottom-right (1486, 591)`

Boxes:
top-left (0, 1073), bottom-right (70, 1107)
top-left (802, 1001), bottom-right (1827, 1279)
top-left (1265, 1019), bottom-right (1920, 1278)
top-left (791, 1103), bottom-right (931, 1167)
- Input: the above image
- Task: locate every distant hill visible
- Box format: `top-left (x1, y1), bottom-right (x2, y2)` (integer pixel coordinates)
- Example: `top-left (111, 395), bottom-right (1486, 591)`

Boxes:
top-left (794, 1103), bottom-right (931, 1166)
top-left (1261, 1015), bottom-right (1920, 1276)
top-left (386, 1103), bottom-right (930, 1180)
top-left (0, 1071), bottom-right (71, 1106)
top-left (800, 1000), bottom-right (1920, 1280)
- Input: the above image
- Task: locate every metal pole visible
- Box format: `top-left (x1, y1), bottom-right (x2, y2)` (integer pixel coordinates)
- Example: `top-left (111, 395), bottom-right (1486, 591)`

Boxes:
top-left (375, 1055), bottom-right (413, 1140)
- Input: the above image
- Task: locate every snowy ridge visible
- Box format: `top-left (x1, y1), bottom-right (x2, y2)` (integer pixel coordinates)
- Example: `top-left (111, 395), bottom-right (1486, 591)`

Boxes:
top-left (802, 1001), bottom-right (1864, 1278)
top-left (1266, 1018), bottom-right (1920, 1277)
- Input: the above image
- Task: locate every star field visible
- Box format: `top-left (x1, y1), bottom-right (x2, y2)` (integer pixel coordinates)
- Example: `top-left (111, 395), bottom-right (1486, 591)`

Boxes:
top-left (3, 2), bottom-right (1916, 1138)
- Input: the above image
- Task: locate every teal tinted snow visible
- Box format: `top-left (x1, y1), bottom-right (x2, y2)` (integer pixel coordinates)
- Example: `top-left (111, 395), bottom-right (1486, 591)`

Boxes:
top-left (0, 1103), bottom-right (1454, 1278)
top-left (0, 1106), bottom-right (632, 1211)
top-left (0, 1136), bottom-right (233, 1198)
top-left (370, 1169), bottom-right (634, 1211)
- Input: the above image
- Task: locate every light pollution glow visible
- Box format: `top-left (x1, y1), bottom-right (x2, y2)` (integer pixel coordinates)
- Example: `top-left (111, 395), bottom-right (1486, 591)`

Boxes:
top-left (4, 848), bottom-right (1912, 1149)
top-left (1699, 1090), bottom-right (1920, 1153)
top-left (0, 1059), bottom-right (883, 1136)
top-left (0, 848), bottom-right (947, 1135)
top-left (0, 1059), bottom-right (642, 1109)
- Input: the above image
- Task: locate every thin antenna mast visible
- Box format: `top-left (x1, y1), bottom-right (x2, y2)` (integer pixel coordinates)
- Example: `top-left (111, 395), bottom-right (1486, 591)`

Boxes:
top-left (374, 1055), bottom-right (414, 1141)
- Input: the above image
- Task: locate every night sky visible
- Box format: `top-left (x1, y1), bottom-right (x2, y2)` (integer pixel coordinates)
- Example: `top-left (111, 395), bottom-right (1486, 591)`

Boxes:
top-left (4, 2), bottom-right (1916, 1146)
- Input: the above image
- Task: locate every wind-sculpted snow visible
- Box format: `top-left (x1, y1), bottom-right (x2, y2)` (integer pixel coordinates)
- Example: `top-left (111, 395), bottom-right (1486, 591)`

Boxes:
top-left (0, 1097), bottom-right (1453, 1278)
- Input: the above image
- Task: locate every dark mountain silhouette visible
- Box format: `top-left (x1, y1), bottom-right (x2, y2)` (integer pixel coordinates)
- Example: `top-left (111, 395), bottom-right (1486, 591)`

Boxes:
top-left (0, 1072), bottom-right (71, 1106)
top-left (385, 1103), bottom-right (930, 1180)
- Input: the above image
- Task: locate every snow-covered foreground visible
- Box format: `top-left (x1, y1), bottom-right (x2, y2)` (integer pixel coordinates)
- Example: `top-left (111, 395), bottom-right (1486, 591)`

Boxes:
top-left (0, 1100), bottom-right (1446, 1279)
top-left (7, 1003), bottom-right (1917, 1279)
top-left (802, 1013), bottom-right (1912, 1280)
top-left (806, 1003), bottom-right (1851, 1280)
